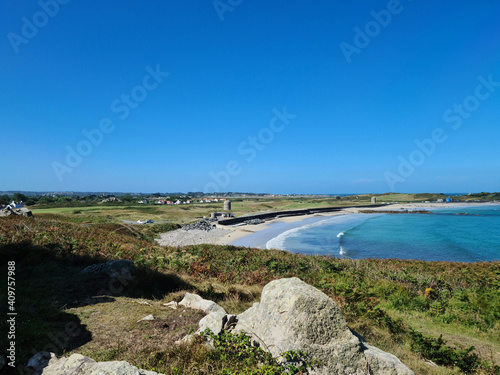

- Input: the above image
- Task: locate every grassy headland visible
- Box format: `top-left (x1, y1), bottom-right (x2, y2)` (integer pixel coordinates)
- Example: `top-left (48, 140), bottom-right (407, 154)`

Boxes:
top-left (25, 192), bottom-right (499, 225)
top-left (1, 198), bottom-right (499, 374)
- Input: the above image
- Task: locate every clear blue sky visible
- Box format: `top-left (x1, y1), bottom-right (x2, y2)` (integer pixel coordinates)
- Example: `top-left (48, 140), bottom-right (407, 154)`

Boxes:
top-left (1, 1), bottom-right (499, 194)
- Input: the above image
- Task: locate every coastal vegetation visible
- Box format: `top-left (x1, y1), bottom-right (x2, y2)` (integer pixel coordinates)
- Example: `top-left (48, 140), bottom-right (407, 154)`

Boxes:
top-left (1, 213), bottom-right (499, 374)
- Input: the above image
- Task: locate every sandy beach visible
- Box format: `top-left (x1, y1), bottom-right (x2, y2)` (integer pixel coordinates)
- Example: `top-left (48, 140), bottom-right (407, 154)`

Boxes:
top-left (214, 211), bottom-right (345, 246)
top-left (154, 202), bottom-right (494, 248)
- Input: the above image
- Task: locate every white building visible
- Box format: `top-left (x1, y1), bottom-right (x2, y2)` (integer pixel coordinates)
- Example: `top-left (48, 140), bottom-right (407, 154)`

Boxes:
top-left (7, 201), bottom-right (24, 209)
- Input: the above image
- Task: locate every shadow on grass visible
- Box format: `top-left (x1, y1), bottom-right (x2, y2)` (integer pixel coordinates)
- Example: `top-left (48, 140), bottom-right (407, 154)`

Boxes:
top-left (0, 241), bottom-right (194, 371)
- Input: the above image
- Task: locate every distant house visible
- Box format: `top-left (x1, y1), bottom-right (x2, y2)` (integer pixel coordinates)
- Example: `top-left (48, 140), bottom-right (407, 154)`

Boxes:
top-left (7, 201), bottom-right (24, 209)
top-left (138, 200), bottom-right (148, 204)
top-left (102, 197), bottom-right (119, 203)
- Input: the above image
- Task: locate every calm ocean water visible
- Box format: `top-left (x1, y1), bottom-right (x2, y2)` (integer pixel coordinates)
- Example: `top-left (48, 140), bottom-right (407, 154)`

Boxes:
top-left (265, 205), bottom-right (500, 262)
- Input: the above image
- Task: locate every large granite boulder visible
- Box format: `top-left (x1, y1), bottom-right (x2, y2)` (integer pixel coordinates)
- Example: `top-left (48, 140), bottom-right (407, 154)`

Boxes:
top-left (233, 277), bottom-right (414, 375)
top-left (27, 352), bottom-right (162, 375)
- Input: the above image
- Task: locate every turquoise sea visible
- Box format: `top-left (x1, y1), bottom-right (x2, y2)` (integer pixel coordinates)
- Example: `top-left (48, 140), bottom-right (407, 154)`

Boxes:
top-left (236, 205), bottom-right (500, 262)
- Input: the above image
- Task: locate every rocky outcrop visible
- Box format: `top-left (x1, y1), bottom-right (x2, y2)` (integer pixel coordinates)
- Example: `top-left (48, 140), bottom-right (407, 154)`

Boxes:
top-left (179, 293), bottom-right (226, 315)
top-left (232, 277), bottom-right (414, 375)
top-left (81, 259), bottom-right (138, 279)
top-left (26, 278), bottom-right (413, 375)
top-left (179, 292), bottom-right (230, 335)
top-left (27, 352), bottom-right (163, 375)
top-left (0, 207), bottom-right (33, 217)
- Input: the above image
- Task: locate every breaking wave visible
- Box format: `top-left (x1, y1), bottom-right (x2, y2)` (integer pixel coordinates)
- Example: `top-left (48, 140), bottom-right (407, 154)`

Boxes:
top-left (265, 214), bottom-right (378, 252)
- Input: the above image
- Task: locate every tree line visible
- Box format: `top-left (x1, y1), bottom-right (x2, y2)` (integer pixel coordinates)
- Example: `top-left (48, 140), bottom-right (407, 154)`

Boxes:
top-left (0, 193), bottom-right (139, 207)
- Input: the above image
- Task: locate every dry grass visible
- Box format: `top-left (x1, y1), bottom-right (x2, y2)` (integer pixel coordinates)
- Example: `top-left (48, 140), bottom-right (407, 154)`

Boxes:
top-left (66, 297), bottom-right (206, 362)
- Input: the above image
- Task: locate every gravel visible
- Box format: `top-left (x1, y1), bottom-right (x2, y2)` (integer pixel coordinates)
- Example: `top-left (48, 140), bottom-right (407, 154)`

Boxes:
top-left (155, 220), bottom-right (232, 247)
top-left (182, 219), bottom-right (217, 231)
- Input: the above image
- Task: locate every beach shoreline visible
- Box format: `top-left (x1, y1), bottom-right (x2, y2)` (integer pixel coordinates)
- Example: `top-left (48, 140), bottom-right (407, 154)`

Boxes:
top-left (217, 202), bottom-right (495, 246)
top-left (155, 202), bottom-right (496, 248)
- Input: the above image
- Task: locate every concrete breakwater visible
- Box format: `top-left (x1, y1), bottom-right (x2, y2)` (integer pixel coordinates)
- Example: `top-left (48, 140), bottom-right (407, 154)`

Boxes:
top-left (218, 204), bottom-right (387, 226)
